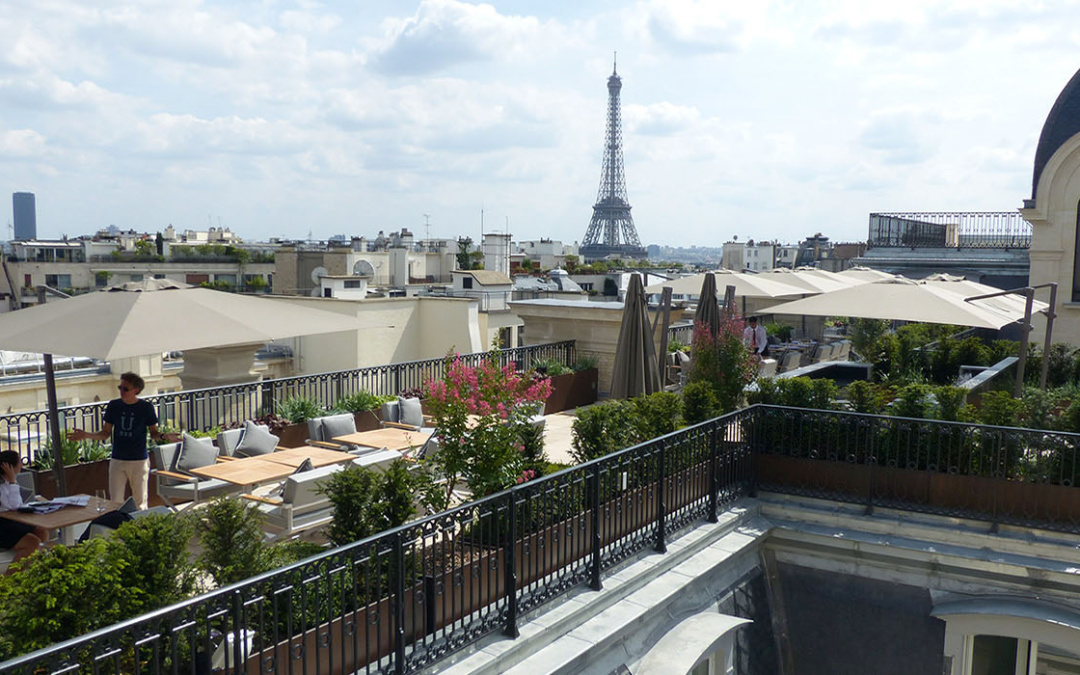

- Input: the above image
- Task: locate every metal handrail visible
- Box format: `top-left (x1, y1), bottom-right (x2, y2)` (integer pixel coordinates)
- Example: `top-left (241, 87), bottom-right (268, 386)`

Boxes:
top-left (11, 403), bottom-right (1080, 672)
top-left (0, 340), bottom-right (577, 463)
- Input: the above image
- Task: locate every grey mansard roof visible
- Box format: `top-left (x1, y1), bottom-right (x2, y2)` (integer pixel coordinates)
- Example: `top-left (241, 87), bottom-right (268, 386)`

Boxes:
top-left (1033, 66), bottom-right (1080, 198)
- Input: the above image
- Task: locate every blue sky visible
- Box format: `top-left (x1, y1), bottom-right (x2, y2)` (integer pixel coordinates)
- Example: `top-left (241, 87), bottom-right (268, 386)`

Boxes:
top-left (1, 0), bottom-right (1079, 247)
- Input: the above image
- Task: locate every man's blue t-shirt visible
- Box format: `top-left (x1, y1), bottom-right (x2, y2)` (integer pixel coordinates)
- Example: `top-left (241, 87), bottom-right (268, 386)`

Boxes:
top-left (103, 398), bottom-right (158, 461)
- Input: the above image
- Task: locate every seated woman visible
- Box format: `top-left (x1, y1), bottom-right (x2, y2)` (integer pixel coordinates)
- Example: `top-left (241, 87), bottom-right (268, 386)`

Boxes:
top-left (0, 450), bottom-right (48, 569)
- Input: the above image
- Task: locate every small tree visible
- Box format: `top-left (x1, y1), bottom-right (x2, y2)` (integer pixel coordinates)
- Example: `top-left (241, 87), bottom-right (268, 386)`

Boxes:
top-left (195, 497), bottom-right (276, 587)
top-left (687, 319), bottom-right (757, 414)
top-left (425, 352), bottom-right (551, 499)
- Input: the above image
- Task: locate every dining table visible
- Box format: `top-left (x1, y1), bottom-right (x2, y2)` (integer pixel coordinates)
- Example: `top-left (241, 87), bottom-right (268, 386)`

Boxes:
top-left (259, 446), bottom-right (356, 469)
top-left (189, 456), bottom-right (297, 488)
top-left (1, 494), bottom-right (125, 545)
top-left (332, 428), bottom-right (432, 453)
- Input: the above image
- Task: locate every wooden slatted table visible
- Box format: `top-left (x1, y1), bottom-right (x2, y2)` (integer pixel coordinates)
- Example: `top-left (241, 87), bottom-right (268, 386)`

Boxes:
top-left (261, 446), bottom-right (355, 469)
top-left (332, 428), bottom-right (432, 453)
top-left (1, 494), bottom-right (125, 544)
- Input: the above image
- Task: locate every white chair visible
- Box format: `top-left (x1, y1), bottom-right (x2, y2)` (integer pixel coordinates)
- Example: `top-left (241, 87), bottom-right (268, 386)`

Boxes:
top-left (781, 350), bottom-right (803, 372)
top-left (835, 340), bottom-right (852, 362)
top-left (814, 344), bottom-right (836, 363)
top-left (240, 454), bottom-right (399, 540)
top-left (380, 397), bottom-right (437, 435)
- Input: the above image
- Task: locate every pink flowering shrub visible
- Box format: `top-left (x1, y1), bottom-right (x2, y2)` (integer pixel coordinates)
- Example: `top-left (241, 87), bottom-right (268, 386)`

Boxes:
top-left (688, 318), bottom-right (758, 414)
top-left (424, 352), bottom-right (552, 501)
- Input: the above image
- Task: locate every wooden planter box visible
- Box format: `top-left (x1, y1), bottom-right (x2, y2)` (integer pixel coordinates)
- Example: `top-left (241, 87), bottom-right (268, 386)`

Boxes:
top-left (30, 459), bottom-right (166, 507)
top-left (273, 410), bottom-right (383, 449)
top-left (754, 453), bottom-right (1080, 529)
top-left (544, 369), bottom-right (598, 414)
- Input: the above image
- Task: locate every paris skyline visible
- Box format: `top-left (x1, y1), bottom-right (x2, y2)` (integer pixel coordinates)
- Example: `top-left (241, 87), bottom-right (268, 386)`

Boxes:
top-left (2, 0), bottom-right (1078, 247)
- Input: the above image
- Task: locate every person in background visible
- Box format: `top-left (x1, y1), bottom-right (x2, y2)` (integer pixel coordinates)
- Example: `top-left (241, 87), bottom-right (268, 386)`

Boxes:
top-left (742, 316), bottom-right (768, 357)
top-left (69, 372), bottom-right (178, 510)
top-left (0, 450), bottom-right (48, 569)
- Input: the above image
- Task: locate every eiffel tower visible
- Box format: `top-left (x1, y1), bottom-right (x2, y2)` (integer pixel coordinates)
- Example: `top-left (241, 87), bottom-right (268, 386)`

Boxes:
top-left (581, 57), bottom-right (647, 263)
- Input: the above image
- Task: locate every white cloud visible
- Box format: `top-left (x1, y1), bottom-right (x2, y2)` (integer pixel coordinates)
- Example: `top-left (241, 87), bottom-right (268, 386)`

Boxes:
top-left (624, 102), bottom-right (701, 135)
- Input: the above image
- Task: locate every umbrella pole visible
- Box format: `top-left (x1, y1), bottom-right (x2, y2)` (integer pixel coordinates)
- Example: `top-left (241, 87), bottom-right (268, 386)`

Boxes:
top-left (1040, 283), bottom-right (1058, 390)
top-left (1014, 288), bottom-right (1034, 398)
top-left (656, 288), bottom-right (673, 386)
top-left (44, 354), bottom-right (68, 497)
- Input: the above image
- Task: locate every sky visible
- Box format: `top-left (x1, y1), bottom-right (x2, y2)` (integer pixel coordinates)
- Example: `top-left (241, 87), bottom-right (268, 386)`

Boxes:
top-left (2, 0), bottom-right (1080, 248)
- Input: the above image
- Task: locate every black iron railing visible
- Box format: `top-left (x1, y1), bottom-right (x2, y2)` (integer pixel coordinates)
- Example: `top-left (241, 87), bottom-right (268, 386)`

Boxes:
top-left (0, 341), bottom-right (576, 464)
top-left (0, 411), bottom-right (752, 674)
top-left (868, 212), bottom-right (1032, 249)
top-left (9, 404), bottom-right (1080, 672)
top-left (749, 405), bottom-right (1080, 532)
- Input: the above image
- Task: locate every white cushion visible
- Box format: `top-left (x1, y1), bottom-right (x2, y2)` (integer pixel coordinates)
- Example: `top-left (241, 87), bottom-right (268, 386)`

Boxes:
top-left (235, 421), bottom-right (278, 457)
top-left (380, 401), bottom-right (399, 423)
top-left (398, 397), bottom-right (424, 428)
top-left (173, 434), bottom-right (218, 474)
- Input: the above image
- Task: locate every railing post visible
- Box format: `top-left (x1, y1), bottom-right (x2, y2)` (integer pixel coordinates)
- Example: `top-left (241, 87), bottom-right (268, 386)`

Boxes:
top-left (865, 416), bottom-right (878, 516)
top-left (393, 533), bottom-right (407, 675)
top-left (708, 423), bottom-right (719, 523)
top-left (655, 443), bottom-right (667, 554)
top-left (503, 490), bottom-right (520, 638)
top-left (590, 465), bottom-right (603, 591)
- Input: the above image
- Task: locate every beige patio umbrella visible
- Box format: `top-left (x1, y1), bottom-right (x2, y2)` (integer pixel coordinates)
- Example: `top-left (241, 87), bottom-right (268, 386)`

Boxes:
top-left (758, 268), bottom-right (853, 293)
top-left (693, 273), bottom-right (722, 338)
top-left (837, 266), bottom-right (897, 283)
top-left (0, 279), bottom-right (367, 494)
top-left (765, 278), bottom-right (1038, 330)
top-left (921, 274), bottom-right (1050, 319)
top-left (611, 274), bottom-right (660, 399)
top-left (644, 270), bottom-right (804, 299)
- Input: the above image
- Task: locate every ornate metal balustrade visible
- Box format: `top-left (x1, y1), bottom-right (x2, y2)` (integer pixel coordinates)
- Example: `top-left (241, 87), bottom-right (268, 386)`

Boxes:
top-left (8, 404), bottom-right (1080, 672)
top-left (0, 411), bottom-right (753, 675)
top-left (749, 405), bottom-right (1080, 533)
top-left (868, 211), bottom-right (1032, 249)
top-left (0, 341), bottom-right (576, 464)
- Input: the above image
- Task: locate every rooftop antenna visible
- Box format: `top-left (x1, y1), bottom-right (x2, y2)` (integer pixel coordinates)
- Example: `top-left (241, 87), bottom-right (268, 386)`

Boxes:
top-left (613, 51), bottom-right (617, 75)
top-left (423, 213), bottom-right (431, 241)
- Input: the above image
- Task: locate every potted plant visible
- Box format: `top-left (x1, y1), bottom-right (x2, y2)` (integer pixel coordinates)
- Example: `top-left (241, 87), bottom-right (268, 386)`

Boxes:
top-left (332, 391), bottom-right (395, 432)
top-left (30, 433), bottom-right (111, 499)
top-left (270, 396), bottom-right (326, 447)
top-left (541, 356), bottom-right (599, 414)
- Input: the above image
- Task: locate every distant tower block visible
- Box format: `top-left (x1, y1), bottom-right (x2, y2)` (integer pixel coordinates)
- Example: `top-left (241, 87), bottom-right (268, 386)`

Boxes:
top-left (12, 192), bottom-right (36, 241)
top-left (581, 58), bottom-right (646, 263)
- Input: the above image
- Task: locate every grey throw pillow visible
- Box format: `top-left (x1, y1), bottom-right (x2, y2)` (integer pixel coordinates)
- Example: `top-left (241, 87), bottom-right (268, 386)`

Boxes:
top-left (398, 396), bottom-right (424, 428)
top-left (235, 421), bottom-right (278, 457)
top-left (173, 433), bottom-right (218, 474)
top-left (321, 414), bottom-right (356, 440)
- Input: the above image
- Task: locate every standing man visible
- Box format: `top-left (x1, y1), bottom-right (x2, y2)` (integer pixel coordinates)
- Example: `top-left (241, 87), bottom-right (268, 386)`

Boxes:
top-left (742, 316), bottom-right (768, 357)
top-left (70, 372), bottom-right (177, 510)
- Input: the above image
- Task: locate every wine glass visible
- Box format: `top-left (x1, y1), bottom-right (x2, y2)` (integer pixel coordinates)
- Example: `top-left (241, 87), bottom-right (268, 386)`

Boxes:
top-left (95, 489), bottom-right (107, 513)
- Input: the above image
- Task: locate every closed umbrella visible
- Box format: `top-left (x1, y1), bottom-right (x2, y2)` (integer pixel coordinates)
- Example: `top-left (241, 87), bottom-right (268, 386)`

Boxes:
top-left (0, 280), bottom-right (367, 494)
top-left (611, 274), bottom-right (660, 399)
top-left (837, 266), bottom-right (897, 283)
top-left (693, 273), bottom-right (721, 338)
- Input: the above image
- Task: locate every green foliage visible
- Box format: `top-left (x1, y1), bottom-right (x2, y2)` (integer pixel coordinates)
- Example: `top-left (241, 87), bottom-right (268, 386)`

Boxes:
top-left (1058, 399), bottom-right (1080, 434)
top-left (764, 323), bottom-right (793, 342)
top-left (112, 512), bottom-right (198, 610)
top-left (573, 355), bottom-right (599, 371)
top-left (518, 423), bottom-right (549, 476)
top-left (276, 395), bottom-right (324, 423)
top-left (318, 461), bottom-right (423, 547)
top-left (571, 400), bottom-right (637, 463)
top-left (1025, 343), bottom-right (1076, 388)
top-left (534, 357), bottom-right (571, 376)
top-left (845, 380), bottom-right (887, 414)
top-left (195, 497), bottom-right (276, 587)
top-left (32, 432), bottom-right (110, 470)
top-left (892, 384), bottom-right (934, 419)
top-left (630, 391), bottom-right (683, 438)
top-left (334, 391), bottom-right (393, 414)
top-left (0, 539), bottom-right (132, 659)
top-left (682, 380), bottom-right (719, 425)
top-left (933, 386), bottom-right (969, 422)
top-left (974, 391), bottom-right (1023, 427)
top-left (850, 318), bottom-right (891, 358)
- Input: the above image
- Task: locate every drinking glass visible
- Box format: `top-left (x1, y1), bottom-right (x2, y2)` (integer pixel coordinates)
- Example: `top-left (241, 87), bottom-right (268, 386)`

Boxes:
top-left (95, 489), bottom-right (107, 513)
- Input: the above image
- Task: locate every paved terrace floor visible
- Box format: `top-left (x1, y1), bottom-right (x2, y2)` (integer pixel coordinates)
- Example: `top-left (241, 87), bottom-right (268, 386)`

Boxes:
top-left (541, 410), bottom-right (580, 465)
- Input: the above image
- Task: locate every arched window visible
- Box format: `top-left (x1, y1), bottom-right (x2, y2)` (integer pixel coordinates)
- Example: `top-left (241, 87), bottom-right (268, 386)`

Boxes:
top-left (1073, 202), bottom-right (1080, 301)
